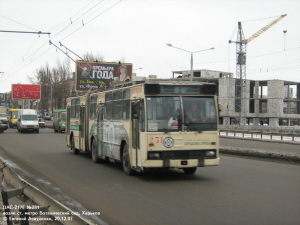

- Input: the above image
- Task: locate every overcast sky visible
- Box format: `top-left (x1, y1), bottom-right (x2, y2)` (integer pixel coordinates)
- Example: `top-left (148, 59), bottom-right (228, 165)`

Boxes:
top-left (0, 0), bottom-right (299, 93)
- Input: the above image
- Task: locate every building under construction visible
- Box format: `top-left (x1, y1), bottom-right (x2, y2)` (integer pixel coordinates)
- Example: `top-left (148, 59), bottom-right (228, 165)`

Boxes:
top-left (172, 69), bottom-right (300, 132)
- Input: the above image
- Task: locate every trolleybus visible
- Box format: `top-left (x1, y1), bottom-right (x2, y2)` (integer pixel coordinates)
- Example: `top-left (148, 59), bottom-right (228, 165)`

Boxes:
top-left (53, 109), bottom-right (67, 133)
top-left (66, 79), bottom-right (220, 175)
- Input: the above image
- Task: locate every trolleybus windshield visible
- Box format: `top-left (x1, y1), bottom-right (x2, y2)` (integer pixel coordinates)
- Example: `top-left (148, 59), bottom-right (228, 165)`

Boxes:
top-left (146, 96), bottom-right (217, 132)
top-left (61, 112), bottom-right (66, 121)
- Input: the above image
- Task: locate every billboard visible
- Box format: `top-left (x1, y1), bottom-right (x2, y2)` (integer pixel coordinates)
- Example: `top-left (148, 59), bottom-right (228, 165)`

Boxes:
top-left (75, 61), bottom-right (132, 91)
top-left (12, 84), bottom-right (41, 100)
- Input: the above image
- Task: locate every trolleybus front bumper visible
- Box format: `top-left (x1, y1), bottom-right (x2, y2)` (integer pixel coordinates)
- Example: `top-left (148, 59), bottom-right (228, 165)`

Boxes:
top-left (142, 158), bottom-right (220, 168)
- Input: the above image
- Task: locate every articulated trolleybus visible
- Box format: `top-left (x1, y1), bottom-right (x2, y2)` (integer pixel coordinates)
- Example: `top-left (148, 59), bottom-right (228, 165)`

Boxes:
top-left (66, 79), bottom-right (220, 175)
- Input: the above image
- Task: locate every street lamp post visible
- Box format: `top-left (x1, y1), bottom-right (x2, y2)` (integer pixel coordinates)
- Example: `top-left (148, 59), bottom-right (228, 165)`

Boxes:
top-left (167, 44), bottom-right (215, 81)
top-left (50, 82), bottom-right (59, 113)
top-left (50, 84), bottom-right (53, 113)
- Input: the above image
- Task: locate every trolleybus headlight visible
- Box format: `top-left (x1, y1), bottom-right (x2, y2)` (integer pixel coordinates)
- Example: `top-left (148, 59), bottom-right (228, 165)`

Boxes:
top-left (149, 153), bottom-right (161, 159)
top-left (205, 151), bottom-right (215, 157)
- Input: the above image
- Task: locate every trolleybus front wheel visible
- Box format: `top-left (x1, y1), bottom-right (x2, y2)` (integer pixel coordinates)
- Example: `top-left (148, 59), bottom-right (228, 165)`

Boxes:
top-left (122, 144), bottom-right (135, 176)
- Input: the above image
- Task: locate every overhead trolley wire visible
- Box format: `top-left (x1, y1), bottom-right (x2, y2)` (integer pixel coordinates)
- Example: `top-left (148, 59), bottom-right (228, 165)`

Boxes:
top-left (0, 0), bottom-right (123, 83)
top-left (48, 0), bottom-right (98, 31)
top-left (60, 0), bottom-right (122, 42)
top-left (0, 1), bottom-right (103, 80)
top-left (51, 0), bottom-right (105, 40)
top-left (0, 14), bottom-right (39, 31)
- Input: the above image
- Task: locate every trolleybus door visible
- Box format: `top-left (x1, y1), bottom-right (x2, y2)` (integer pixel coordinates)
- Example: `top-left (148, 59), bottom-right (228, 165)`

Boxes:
top-left (79, 106), bottom-right (86, 151)
top-left (132, 101), bottom-right (142, 168)
top-left (66, 107), bottom-right (71, 145)
top-left (97, 107), bottom-right (105, 156)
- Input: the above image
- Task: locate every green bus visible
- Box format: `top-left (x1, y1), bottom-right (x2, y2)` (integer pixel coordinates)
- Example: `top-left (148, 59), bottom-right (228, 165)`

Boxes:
top-left (53, 109), bottom-right (67, 133)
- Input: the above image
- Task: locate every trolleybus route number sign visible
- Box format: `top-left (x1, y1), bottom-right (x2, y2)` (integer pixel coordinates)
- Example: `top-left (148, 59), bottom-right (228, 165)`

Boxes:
top-left (149, 137), bottom-right (163, 143)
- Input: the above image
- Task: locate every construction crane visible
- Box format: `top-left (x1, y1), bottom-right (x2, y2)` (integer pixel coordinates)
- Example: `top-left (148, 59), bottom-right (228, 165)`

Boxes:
top-left (229, 14), bottom-right (287, 128)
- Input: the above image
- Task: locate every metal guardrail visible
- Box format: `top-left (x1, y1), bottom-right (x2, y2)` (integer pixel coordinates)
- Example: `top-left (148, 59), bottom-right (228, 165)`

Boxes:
top-left (0, 158), bottom-right (97, 225)
top-left (220, 130), bottom-right (300, 142)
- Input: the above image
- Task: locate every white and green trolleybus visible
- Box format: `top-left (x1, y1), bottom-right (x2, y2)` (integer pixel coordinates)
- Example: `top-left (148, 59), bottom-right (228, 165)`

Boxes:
top-left (66, 79), bottom-right (220, 175)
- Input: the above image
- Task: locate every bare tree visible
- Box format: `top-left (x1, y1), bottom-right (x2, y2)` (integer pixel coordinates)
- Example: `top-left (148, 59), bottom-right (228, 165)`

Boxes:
top-left (6, 92), bottom-right (19, 108)
top-left (51, 58), bottom-right (73, 110)
top-left (118, 57), bottom-right (126, 63)
top-left (29, 63), bottom-right (52, 113)
top-left (82, 52), bottom-right (104, 62)
top-left (28, 58), bottom-right (73, 113)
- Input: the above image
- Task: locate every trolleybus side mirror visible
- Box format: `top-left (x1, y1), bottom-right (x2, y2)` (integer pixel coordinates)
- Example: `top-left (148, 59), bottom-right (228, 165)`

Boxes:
top-left (132, 102), bottom-right (140, 119)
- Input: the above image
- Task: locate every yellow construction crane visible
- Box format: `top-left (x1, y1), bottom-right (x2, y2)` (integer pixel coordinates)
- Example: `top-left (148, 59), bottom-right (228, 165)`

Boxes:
top-left (245, 14), bottom-right (287, 43)
top-left (228, 14), bottom-right (287, 128)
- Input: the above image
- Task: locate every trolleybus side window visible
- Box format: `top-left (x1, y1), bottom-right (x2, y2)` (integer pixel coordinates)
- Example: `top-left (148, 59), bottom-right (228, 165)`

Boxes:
top-left (106, 92), bottom-right (113, 101)
top-left (75, 98), bottom-right (80, 119)
top-left (71, 99), bottom-right (77, 118)
top-left (123, 89), bottom-right (130, 120)
top-left (105, 93), bottom-right (112, 120)
top-left (113, 91), bottom-right (122, 100)
top-left (90, 95), bottom-right (97, 120)
top-left (140, 100), bottom-right (145, 132)
top-left (113, 91), bottom-right (122, 120)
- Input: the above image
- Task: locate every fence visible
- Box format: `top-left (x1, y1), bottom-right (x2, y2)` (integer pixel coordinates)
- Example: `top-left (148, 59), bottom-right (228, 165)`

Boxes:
top-left (220, 130), bottom-right (300, 142)
top-left (0, 158), bottom-right (98, 225)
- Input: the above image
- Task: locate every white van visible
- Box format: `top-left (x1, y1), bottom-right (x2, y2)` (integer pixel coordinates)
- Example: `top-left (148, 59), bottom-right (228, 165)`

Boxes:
top-left (17, 109), bottom-right (39, 133)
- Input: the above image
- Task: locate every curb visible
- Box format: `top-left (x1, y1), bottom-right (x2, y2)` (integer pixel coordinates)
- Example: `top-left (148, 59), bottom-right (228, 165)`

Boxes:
top-left (220, 146), bottom-right (300, 163)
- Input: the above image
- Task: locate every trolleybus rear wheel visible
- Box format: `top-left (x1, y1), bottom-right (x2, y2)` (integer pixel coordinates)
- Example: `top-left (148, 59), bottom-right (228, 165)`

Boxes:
top-left (71, 136), bottom-right (79, 155)
top-left (91, 140), bottom-right (99, 163)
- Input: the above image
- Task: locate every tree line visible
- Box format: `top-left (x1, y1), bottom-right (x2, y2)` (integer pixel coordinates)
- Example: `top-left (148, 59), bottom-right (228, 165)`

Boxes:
top-left (27, 52), bottom-right (105, 113)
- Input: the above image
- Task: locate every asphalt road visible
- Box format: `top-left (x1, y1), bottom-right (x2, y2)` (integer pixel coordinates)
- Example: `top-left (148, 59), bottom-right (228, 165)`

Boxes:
top-left (0, 128), bottom-right (299, 225)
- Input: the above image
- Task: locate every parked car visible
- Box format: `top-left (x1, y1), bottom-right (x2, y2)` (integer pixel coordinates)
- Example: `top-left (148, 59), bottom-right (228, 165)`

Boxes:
top-left (0, 121), bottom-right (8, 133)
top-left (0, 112), bottom-right (8, 125)
top-left (38, 118), bottom-right (46, 128)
